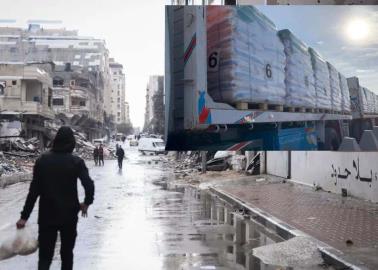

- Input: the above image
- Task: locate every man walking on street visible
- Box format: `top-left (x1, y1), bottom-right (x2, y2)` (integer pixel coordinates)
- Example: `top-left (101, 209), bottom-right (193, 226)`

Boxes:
top-left (16, 126), bottom-right (95, 270)
top-left (116, 145), bottom-right (125, 169)
top-left (93, 146), bottom-right (99, 166)
top-left (98, 144), bottom-right (104, 166)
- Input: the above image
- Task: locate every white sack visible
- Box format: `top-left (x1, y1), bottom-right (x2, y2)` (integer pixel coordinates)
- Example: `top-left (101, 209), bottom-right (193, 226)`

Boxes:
top-left (0, 225), bottom-right (38, 260)
top-left (327, 62), bottom-right (342, 111)
top-left (207, 6), bottom-right (286, 105)
top-left (278, 29), bottom-right (316, 108)
top-left (338, 73), bottom-right (351, 113)
top-left (308, 48), bottom-right (332, 110)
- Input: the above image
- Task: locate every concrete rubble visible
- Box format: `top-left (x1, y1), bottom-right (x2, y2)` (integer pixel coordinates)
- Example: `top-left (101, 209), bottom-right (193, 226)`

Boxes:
top-left (0, 126), bottom-right (116, 180)
top-left (252, 236), bottom-right (324, 268)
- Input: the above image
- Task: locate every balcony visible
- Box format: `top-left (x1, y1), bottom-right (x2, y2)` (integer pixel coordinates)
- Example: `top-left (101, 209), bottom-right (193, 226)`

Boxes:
top-left (0, 98), bottom-right (54, 119)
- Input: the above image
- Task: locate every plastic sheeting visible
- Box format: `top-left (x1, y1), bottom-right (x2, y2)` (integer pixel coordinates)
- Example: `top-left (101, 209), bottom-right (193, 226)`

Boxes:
top-left (207, 6), bottom-right (286, 105)
top-left (359, 87), bottom-right (377, 114)
top-left (308, 48), bottom-right (332, 110)
top-left (327, 62), bottom-right (342, 111)
top-left (278, 29), bottom-right (316, 108)
top-left (0, 225), bottom-right (38, 260)
top-left (362, 87), bottom-right (376, 114)
top-left (338, 73), bottom-right (351, 113)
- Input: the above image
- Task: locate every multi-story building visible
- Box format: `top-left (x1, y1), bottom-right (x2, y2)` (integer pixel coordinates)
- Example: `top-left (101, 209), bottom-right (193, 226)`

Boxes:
top-left (0, 24), bottom-right (113, 139)
top-left (109, 58), bottom-right (127, 125)
top-left (0, 63), bottom-right (54, 145)
top-left (124, 101), bottom-right (130, 124)
top-left (144, 75), bottom-right (164, 134)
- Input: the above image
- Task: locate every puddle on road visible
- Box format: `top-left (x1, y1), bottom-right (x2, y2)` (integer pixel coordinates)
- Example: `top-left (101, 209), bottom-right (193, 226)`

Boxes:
top-left (153, 181), bottom-right (334, 270)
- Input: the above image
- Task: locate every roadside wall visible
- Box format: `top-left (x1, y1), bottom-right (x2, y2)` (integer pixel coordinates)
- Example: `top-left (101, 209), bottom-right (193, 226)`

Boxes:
top-left (266, 151), bottom-right (378, 203)
top-left (266, 151), bottom-right (288, 178)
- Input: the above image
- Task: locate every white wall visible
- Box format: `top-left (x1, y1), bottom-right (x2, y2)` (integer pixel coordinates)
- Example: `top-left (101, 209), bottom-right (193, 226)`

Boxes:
top-left (266, 151), bottom-right (288, 178)
top-left (290, 152), bottom-right (378, 203)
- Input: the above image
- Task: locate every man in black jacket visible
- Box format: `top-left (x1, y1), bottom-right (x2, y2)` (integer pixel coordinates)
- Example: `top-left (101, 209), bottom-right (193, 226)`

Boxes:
top-left (16, 126), bottom-right (95, 270)
top-left (116, 145), bottom-right (125, 169)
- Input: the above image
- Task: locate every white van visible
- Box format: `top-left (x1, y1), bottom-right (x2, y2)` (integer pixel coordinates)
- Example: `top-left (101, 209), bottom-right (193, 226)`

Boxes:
top-left (138, 137), bottom-right (166, 155)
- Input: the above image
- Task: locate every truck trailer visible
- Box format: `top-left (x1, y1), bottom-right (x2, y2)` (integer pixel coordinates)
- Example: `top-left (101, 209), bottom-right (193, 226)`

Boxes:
top-left (164, 6), bottom-right (378, 151)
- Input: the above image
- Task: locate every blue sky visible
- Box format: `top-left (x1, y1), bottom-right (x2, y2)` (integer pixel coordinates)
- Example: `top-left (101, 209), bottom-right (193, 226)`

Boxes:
top-left (258, 5), bottom-right (378, 93)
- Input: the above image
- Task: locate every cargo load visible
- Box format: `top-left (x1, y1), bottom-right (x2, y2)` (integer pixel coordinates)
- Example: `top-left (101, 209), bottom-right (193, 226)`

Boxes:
top-left (327, 62), bottom-right (342, 112)
top-left (207, 6), bottom-right (286, 106)
top-left (359, 87), bottom-right (371, 114)
top-left (365, 88), bottom-right (377, 114)
top-left (338, 73), bottom-right (351, 113)
top-left (308, 48), bottom-right (332, 110)
top-left (278, 29), bottom-right (316, 108)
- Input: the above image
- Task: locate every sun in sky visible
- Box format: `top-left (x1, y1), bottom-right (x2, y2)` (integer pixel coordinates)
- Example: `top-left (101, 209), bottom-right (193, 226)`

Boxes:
top-left (345, 18), bottom-right (370, 42)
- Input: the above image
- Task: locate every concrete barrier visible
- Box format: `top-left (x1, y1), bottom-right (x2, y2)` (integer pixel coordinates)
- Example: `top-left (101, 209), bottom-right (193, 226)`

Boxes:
top-left (359, 130), bottom-right (378, 151)
top-left (0, 172), bottom-right (32, 188)
top-left (338, 137), bottom-right (361, 151)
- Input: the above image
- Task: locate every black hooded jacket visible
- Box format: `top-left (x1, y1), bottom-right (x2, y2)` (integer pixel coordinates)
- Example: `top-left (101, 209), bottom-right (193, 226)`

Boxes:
top-left (20, 127), bottom-right (95, 225)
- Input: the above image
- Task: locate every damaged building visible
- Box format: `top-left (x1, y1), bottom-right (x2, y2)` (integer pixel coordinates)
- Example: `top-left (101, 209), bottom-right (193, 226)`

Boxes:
top-left (51, 67), bottom-right (105, 141)
top-left (0, 23), bottom-right (115, 142)
top-left (0, 63), bottom-right (54, 148)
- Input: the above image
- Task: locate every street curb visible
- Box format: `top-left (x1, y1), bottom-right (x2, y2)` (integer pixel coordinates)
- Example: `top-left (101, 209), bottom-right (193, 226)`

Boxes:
top-left (208, 186), bottom-right (368, 270)
top-left (0, 172), bottom-right (32, 188)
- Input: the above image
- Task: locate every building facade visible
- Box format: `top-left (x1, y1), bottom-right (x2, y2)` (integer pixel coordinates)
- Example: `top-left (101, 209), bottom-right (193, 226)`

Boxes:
top-left (109, 58), bottom-right (127, 125)
top-left (0, 24), bottom-right (113, 139)
top-left (144, 75), bottom-right (164, 134)
top-left (0, 63), bottom-right (54, 145)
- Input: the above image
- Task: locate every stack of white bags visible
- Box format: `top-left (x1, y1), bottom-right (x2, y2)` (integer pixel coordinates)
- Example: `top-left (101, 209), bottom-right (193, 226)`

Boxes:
top-left (206, 6), bottom-right (378, 115)
top-left (360, 87), bottom-right (377, 114)
top-left (207, 6), bottom-right (286, 105)
top-left (278, 29), bottom-right (316, 108)
top-left (338, 73), bottom-right (351, 113)
top-left (327, 62), bottom-right (342, 112)
top-left (308, 48), bottom-right (332, 110)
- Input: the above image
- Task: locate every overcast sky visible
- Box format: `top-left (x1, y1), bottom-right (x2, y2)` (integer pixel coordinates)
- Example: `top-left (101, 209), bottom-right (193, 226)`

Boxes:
top-left (1, 0), bottom-right (165, 129)
top-left (1, 3), bottom-right (378, 128)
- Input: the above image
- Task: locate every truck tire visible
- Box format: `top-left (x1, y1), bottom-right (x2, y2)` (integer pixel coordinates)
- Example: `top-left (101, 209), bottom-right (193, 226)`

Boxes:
top-left (324, 128), bottom-right (341, 150)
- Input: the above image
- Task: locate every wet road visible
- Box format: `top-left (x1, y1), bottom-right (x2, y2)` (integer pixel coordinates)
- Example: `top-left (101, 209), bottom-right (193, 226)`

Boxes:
top-left (0, 147), bottom-right (326, 270)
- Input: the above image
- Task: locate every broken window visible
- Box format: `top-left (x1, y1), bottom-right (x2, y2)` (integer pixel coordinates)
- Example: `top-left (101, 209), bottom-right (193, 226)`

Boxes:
top-left (79, 100), bottom-right (86, 107)
top-left (53, 77), bottom-right (64, 87)
top-left (65, 63), bottom-right (71, 72)
top-left (52, 98), bottom-right (64, 106)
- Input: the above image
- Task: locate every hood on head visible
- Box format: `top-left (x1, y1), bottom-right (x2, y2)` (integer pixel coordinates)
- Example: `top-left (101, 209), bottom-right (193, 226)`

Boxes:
top-left (52, 126), bottom-right (76, 153)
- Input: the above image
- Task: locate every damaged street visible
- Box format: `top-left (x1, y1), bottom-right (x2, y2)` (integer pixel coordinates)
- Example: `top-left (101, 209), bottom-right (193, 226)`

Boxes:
top-left (2, 146), bottom-right (377, 269)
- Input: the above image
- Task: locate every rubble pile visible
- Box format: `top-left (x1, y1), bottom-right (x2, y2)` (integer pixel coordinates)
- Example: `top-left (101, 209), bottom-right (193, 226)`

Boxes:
top-left (0, 137), bottom-right (40, 153)
top-left (0, 152), bottom-right (35, 177)
top-left (173, 152), bottom-right (202, 179)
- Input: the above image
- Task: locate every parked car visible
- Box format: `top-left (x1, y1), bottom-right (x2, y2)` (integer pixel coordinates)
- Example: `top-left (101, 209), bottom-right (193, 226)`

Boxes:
top-left (138, 138), bottom-right (166, 155)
